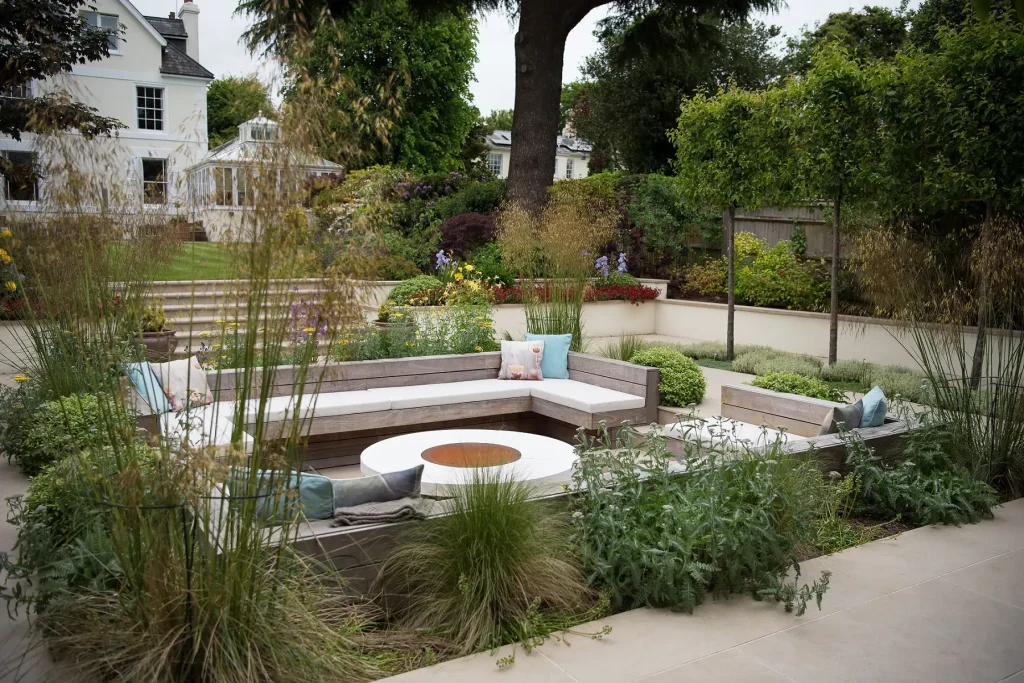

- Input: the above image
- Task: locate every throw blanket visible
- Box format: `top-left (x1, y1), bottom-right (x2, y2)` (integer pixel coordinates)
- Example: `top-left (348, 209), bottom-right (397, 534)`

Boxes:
top-left (333, 497), bottom-right (429, 527)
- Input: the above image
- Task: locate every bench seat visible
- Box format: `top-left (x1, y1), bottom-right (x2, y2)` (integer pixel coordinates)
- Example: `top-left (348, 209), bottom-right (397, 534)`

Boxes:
top-left (664, 418), bottom-right (805, 453)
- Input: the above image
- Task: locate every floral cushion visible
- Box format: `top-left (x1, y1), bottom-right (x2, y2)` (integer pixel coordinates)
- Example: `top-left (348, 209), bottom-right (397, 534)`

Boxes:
top-left (498, 339), bottom-right (544, 381)
top-left (151, 356), bottom-right (213, 412)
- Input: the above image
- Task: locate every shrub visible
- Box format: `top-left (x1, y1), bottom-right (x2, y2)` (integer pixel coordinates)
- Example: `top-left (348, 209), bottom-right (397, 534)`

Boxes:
top-left (750, 373), bottom-right (846, 403)
top-left (17, 393), bottom-right (123, 476)
top-left (572, 425), bottom-right (830, 615)
top-left (625, 174), bottom-right (721, 274)
top-left (379, 275), bottom-right (443, 321)
top-left (819, 359), bottom-right (873, 384)
top-left (732, 348), bottom-right (823, 378)
top-left (432, 178), bottom-right (507, 220)
top-left (867, 365), bottom-right (928, 404)
top-left (629, 347), bottom-right (706, 406)
top-left (468, 242), bottom-right (513, 287)
top-left (846, 424), bottom-right (997, 526)
top-left (682, 259), bottom-right (727, 298)
top-left (374, 253), bottom-right (422, 280)
top-left (735, 240), bottom-right (830, 311)
top-left (670, 341), bottom-right (762, 361)
top-left (438, 212), bottom-right (495, 259)
top-left (375, 470), bottom-right (591, 655)
top-left (0, 379), bottom-right (45, 467)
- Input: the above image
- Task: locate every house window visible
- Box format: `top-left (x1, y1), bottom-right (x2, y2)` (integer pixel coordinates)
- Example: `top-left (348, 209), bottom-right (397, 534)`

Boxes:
top-left (136, 86), bottom-right (163, 131)
top-left (213, 167), bottom-right (235, 206)
top-left (141, 159), bottom-right (167, 204)
top-left (565, 159), bottom-right (574, 180)
top-left (82, 12), bottom-right (120, 51)
top-left (487, 153), bottom-right (503, 176)
top-left (1, 151), bottom-right (40, 202)
top-left (250, 124), bottom-right (276, 141)
top-left (2, 84), bottom-right (30, 99)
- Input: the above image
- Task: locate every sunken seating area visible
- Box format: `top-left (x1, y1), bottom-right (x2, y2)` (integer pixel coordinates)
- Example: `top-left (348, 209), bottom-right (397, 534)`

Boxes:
top-left (207, 352), bottom-right (660, 467)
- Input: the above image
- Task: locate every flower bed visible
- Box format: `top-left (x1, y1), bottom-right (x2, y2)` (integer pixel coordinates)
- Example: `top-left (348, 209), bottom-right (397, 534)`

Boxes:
top-left (492, 282), bottom-right (659, 306)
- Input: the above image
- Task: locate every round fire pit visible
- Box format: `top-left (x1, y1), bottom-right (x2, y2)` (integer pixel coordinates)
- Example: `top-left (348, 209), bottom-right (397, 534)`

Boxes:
top-left (421, 442), bottom-right (522, 468)
top-left (360, 429), bottom-right (577, 495)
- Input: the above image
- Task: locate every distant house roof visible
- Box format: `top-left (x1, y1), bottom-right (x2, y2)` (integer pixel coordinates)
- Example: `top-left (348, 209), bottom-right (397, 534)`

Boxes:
top-left (484, 129), bottom-right (592, 156)
top-left (144, 15), bottom-right (188, 38)
top-left (143, 14), bottom-right (214, 80)
top-left (160, 43), bottom-right (214, 79)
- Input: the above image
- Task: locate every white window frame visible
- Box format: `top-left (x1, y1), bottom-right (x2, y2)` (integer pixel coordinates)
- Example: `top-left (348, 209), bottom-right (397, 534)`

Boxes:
top-left (212, 166), bottom-right (236, 207)
top-left (136, 85), bottom-right (165, 131)
top-left (2, 83), bottom-right (31, 99)
top-left (565, 158), bottom-right (575, 180)
top-left (141, 157), bottom-right (168, 205)
top-left (81, 11), bottom-right (120, 53)
top-left (487, 152), bottom-right (503, 177)
top-left (1, 150), bottom-right (41, 203)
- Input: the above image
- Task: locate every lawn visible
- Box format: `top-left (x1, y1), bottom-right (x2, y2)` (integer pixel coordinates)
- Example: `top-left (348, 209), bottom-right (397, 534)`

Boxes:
top-left (152, 242), bottom-right (239, 281)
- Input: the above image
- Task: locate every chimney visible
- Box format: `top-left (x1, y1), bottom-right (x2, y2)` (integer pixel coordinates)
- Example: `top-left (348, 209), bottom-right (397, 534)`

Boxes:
top-left (168, 11), bottom-right (175, 19)
top-left (177, 1), bottom-right (200, 61)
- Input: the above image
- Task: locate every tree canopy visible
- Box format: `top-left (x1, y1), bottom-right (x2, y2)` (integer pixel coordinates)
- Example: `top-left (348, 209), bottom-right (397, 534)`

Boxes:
top-left (286, 0), bottom-right (478, 172)
top-left (574, 14), bottom-right (781, 173)
top-left (240, 0), bottom-right (780, 207)
top-left (482, 109), bottom-right (514, 132)
top-left (781, 5), bottom-right (908, 75)
top-left (207, 76), bottom-right (274, 148)
top-left (1, 0), bottom-right (124, 140)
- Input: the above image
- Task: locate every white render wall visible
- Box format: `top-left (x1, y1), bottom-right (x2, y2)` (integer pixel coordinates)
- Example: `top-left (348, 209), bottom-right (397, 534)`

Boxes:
top-left (484, 148), bottom-right (590, 181)
top-left (0, 0), bottom-right (209, 212)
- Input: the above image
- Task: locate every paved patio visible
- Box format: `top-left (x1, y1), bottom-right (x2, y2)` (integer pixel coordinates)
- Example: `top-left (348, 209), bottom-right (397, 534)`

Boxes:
top-left (383, 497), bottom-right (1024, 683)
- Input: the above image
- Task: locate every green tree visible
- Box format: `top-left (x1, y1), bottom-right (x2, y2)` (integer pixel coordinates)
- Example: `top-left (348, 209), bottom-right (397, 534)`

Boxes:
top-left (781, 5), bottom-right (908, 75)
top-left (206, 76), bottom-right (274, 147)
top-left (574, 16), bottom-right (781, 173)
top-left (241, 0), bottom-right (780, 209)
top-left (482, 108), bottom-right (514, 132)
top-left (1, 0), bottom-right (123, 139)
top-left (672, 85), bottom-right (795, 358)
top-left (287, 0), bottom-right (478, 172)
top-left (790, 45), bottom-right (879, 365)
top-left (560, 81), bottom-right (585, 131)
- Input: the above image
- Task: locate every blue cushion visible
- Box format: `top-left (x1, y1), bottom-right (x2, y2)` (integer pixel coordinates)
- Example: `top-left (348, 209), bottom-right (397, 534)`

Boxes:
top-left (525, 333), bottom-right (572, 379)
top-left (860, 386), bottom-right (888, 428)
top-left (125, 362), bottom-right (172, 414)
top-left (229, 468), bottom-right (336, 522)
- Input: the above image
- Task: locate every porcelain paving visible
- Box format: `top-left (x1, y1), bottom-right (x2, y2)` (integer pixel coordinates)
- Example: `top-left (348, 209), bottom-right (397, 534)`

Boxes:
top-left (637, 649), bottom-right (794, 682)
top-left (939, 548), bottom-right (1024, 609)
top-left (738, 578), bottom-right (1024, 683)
top-left (381, 645), bottom-right (578, 682)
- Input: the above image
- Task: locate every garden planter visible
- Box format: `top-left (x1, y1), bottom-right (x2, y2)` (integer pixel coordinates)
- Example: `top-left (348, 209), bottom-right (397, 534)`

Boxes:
top-left (138, 329), bottom-right (178, 362)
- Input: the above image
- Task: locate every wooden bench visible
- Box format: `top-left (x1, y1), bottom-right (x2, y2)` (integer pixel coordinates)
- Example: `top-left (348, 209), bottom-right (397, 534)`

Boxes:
top-left (665, 384), bottom-right (912, 472)
top-left (207, 352), bottom-right (659, 468)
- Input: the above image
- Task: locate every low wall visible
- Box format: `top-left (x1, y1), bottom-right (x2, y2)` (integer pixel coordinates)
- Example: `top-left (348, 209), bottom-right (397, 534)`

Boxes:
top-left (654, 298), bottom-right (1020, 372)
top-left (0, 321), bottom-right (32, 374)
top-left (492, 299), bottom-right (658, 341)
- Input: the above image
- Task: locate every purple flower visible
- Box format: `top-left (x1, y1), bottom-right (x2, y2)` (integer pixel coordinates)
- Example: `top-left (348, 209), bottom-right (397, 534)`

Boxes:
top-left (402, 191), bottom-right (410, 199)
top-left (617, 252), bottom-right (628, 274)
top-left (595, 255), bottom-right (610, 278)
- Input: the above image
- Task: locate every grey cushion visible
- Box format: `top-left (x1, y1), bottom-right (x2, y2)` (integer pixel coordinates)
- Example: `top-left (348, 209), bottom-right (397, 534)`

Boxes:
top-left (332, 465), bottom-right (424, 508)
top-left (817, 399), bottom-right (864, 436)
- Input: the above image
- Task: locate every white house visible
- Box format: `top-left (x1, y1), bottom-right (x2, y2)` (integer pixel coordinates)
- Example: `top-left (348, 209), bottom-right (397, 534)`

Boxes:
top-left (186, 117), bottom-right (343, 240)
top-left (0, 0), bottom-right (213, 212)
top-left (483, 130), bottom-right (591, 181)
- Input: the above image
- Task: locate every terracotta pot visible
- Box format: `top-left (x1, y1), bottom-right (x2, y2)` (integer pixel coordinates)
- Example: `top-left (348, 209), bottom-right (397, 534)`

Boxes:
top-left (138, 329), bottom-right (178, 362)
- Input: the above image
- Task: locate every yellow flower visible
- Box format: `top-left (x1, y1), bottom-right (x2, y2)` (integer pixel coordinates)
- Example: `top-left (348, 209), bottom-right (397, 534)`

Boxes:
top-left (393, 312), bottom-right (403, 318)
top-left (216, 319), bottom-right (225, 325)
top-left (465, 264), bottom-right (474, 271)
top-left (474, 345), bottom-right (482, 352)
top-left (454, 273), bottom-right (464, 281)
top-left (0, 249), bottom-right (10, 264)
top-left (0, 229), bottom-right (12, 238)
top-left (4, 281), bottom-right (16, 292)
top-left (13, 374), bottom-right (29, 382)
top-left (303, 327), bottom-right (315, 333)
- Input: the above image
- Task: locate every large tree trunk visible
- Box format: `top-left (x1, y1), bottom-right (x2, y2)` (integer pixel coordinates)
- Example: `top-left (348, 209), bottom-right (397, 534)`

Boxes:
top-left (970, 200), bottom-right (995, 389)
top-left (829, 193), bottom-right (841, 365)
top-left (726, 205), bottom-right (736, 361)
top-left (507, 0), bottom-right (604, 209)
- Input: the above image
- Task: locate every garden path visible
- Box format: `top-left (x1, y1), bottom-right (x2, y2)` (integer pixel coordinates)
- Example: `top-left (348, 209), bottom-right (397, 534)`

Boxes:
top-left (382, 497), bottom-right (1024, 683)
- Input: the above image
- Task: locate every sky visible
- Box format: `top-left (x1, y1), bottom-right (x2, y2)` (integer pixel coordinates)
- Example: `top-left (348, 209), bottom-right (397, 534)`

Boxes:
top-left (131, 0), bottom-right (918, 112)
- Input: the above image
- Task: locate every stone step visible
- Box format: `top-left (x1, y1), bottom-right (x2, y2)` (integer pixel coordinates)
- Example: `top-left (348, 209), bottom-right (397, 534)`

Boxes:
top-left (148, 278), bottom-right (328, 296)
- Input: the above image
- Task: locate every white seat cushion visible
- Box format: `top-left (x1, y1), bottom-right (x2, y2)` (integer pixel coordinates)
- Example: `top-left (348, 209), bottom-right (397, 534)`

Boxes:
top-left (530, 379), bottom-right (645, 413)
top-left (371, 378), bottom-right (532, 410)
top-left (664, 418), bottom-right (805, 451)
top-left (159, 404), bottom-right (253, 451)
top-left (295, 391), bottom-right (392, 418)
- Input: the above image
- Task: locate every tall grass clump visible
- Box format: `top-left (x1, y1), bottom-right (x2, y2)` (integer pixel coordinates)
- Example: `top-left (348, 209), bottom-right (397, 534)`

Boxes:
top-left (571, 424), bottom-right (830, 616)
top-left (855, 220), bottom-right (1024, 495)
top-left (732, 347), bottom-right (823, 377)
top-left (498, 185), bottom-right (615, 351)
top-left (600, 333), bottom-right (647, 361)
top-left (0, 62), bottom-right (380, 681)
top-left (374, 469), bottom-right (592, 656)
